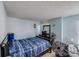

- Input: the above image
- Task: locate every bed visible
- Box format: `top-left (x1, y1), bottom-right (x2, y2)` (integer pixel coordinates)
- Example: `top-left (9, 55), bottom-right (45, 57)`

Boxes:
top-left (9, 37), bottom-right (52, 57)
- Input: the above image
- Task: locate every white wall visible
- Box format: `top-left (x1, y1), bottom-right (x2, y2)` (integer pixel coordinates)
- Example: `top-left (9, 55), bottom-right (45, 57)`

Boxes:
top-left (0, 2), bottom-right (7, 43)
top-left (0, 2), bottom-right (7, 56)
top-left (7, 17), bottom-right (41, 40)
top-left (48, 17), bottom-right (62, 42)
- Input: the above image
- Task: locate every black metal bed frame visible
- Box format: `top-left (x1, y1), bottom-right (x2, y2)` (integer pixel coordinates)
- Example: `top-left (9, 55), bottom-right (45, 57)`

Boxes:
top-left (36, 47), bottom-right (52, 57)
top-left (1, 25), bottom-right (54, 57)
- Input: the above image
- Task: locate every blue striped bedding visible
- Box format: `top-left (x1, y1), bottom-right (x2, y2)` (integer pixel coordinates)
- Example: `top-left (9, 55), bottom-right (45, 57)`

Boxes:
top-left (9, 37), bottom-right (51, 57)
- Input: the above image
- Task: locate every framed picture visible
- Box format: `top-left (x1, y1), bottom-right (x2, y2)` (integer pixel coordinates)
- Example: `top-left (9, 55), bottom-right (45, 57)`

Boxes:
top-left (34, 24), bottom-right (36, 28)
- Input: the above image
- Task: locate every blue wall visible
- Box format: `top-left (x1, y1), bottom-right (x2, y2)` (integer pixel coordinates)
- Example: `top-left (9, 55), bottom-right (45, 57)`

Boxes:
top-left (48, 14), bottom-right (79, 44)
top-left (48, 17), bottom-right (62, 42)
top-left (63, 14), bottom-right (79, 44)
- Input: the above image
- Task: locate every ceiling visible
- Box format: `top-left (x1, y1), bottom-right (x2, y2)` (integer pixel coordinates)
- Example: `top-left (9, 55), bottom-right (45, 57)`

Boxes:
top-left (3, 1), bottom-right (79, 21)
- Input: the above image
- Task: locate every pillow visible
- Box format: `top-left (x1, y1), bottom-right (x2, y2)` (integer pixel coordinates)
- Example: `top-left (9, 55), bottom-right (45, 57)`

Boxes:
top-left (7, 33), bottom-right (14, 41)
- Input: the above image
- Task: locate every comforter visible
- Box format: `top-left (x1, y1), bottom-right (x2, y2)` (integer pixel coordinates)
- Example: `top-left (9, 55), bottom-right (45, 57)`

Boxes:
top-left (9, 37), bottom-right (51, 57)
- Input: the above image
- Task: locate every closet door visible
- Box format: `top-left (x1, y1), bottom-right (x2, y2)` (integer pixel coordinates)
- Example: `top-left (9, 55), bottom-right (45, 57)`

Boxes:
top-left (63, 15), bottom-right (79, 44)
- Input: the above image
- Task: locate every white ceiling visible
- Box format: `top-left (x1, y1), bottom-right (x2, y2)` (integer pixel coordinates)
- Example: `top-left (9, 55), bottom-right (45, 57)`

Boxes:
top-left (3, 1), bottom-right (79, 21)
